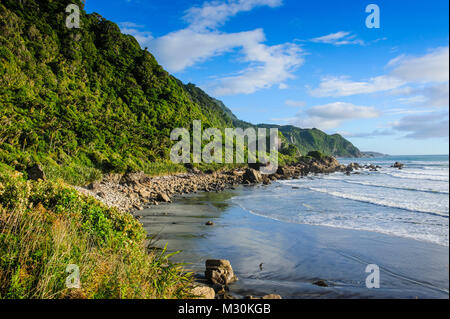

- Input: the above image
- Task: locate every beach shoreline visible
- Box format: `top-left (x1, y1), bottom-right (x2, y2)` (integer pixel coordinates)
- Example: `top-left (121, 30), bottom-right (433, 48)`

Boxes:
top-left (73, 156), bottom-right (449, 299)
top-left (74, 155), bottom-right (349, 213)
top-left (141, 186), bottom-right (449, 299)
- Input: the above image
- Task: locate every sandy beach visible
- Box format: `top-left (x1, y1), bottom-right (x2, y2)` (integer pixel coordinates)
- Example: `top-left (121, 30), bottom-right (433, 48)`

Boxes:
top-left (139, 184), bottom-right (449, 299)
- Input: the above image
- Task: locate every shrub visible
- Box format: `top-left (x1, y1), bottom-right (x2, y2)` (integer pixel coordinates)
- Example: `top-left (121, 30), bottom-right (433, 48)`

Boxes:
top-left (0, 169), bottom-right (193, 299)
top-left (307, 151), bottom-right (324, 160)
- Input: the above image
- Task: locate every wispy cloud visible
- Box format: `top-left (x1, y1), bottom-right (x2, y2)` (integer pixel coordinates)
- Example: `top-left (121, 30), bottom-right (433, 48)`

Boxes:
top-left (339, 129), bottom-right (395, 139)
top-left (212, 42), bottom-right (303, 95)
top-left (389, 47), bottom-right (449, 83)
top-left (308, 47), bottom-right (449, 108)
top-left (310, 31), bottom-right (364, 46)
top-left (309, 75), bottom-right (405, 97)
top-left (184, 0), bottom-right (282, 31)
top-left (392, 112), bottom-right (449, 139)
top-left (119, 22), bottom-right (144, 28)
top-left (150, 28), bottom-right (265, 72)
top-left (282, 102), bottom-right (380, 130)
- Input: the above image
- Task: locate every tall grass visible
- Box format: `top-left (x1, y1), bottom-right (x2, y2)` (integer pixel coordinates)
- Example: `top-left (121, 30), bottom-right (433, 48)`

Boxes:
top-left (0, 168), bottom-right (193, 299)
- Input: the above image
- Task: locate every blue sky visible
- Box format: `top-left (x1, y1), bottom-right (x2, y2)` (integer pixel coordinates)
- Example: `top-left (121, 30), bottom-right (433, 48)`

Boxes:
top-left (85, 0), bottom-right (449, 155)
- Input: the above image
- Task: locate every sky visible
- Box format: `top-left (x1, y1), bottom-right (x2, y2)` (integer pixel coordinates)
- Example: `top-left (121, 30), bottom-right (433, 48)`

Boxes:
top-left (85, 0), bottom-right (449, 155)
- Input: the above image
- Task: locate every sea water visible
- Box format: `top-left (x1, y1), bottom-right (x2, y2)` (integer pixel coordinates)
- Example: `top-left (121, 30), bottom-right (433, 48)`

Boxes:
top-left (232, 155), bottom-right (449, 246)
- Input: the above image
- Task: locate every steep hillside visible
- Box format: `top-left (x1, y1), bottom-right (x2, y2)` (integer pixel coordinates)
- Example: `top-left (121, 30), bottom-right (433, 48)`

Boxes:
top-left (0, 0), bottom-right (360, 185)
top-left (183, 85), bottom-right (361, 158)
top-left (258, 125), bottom-right (361, 157)
top-left (0, 0), bottom-right (226, 183)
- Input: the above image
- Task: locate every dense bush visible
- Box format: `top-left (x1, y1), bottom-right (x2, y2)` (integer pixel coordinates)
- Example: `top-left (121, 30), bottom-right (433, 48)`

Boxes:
top-left (307, 151), bottom-right (325, 160)
top-left (0, 167), bottom-right (192, 299)
top-left (0, 0), bottom-right (229, 184)
top-left (0, 0), bottom-right (359, 186)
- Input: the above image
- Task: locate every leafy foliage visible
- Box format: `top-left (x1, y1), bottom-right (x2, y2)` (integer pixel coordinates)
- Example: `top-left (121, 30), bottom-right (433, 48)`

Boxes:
top-left (0, 0), bottom-right (359, 187)
top-left (0, 0), bottom-right (214, 183)
top-left (0, 168), bottom-right (192, 299)
top-left (258, 125), bottom-right (361, 158)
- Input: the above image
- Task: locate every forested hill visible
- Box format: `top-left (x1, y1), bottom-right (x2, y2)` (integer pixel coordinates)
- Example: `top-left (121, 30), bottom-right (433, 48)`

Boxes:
top-left (181, 84), bottom-right (361, 158)
top-left (0, 0), bottom-right (360, 184)
top-left (257, 125), bottom-right (362, 158)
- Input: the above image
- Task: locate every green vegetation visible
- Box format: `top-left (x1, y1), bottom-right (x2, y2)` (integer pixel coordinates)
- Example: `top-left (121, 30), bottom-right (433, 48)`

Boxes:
top-left (0, 0), bottom-right (360, 186)
top-left (0, 0), bottom-right (362, 299)
top-left (0, 167), bottom-right (192, 298)
top-left (306, 151), bottom-right (325, 160)
top-left (0, 0), bottom-right (222, 185)
top-left (258, 125), bottom-right (361, 158)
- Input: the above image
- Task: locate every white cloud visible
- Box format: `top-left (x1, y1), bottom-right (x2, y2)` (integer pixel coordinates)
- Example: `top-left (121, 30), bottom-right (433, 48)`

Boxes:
top-left (310, 31), bottom-right (364, 46)
top-left (392, 112), bottom-right (449, 139)
top-left (395, 83), bottom-right (449, 108)
top-left (384, 108), bottom-right (434, 116)
top-left (309, 75), bottom-right (405, 97)
top-left (307, 46), bottom-right (449, 109)
top-left (150, 28), bottom-right (265, 72)
top-left (339, 129), bottom-right (395, 139)
top-left (119, 22), bottom-right (144, 28)
top-left (290, 102), bottom-right (380, 130)
top-left (120, 26), bottom-right (153, 46)
top-left (184, 0), bottom-right (282, 31)
top-left (389, 47), bottom-right (449, 83)
top-left (212, 42), bottom-right (303, 95)
top-left (120, 0), bottom-right (302, 96)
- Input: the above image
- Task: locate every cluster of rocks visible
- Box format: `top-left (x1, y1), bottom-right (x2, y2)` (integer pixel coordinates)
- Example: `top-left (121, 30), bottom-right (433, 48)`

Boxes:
top-left (190, 259), bottom-right (281, 300)
top-left (34, 156), bottom-right (402, 214)
top-left (344, 162), bottom-right (382, 175)
top-left (75, 170), bottom-right (243, 212)
top-left (75, 156), bottom-right (348, 212)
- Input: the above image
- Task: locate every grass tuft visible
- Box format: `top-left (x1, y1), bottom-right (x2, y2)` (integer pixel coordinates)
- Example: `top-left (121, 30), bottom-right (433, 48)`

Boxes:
top-left (0, 168), bottom-right (193, 299)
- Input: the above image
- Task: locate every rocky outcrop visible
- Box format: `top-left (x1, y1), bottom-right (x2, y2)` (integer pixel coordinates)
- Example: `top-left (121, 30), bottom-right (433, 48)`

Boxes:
top-left (347, 162), bottom-right (361, 170)
top-left (205, 259), bottom-right (238, 286)
top-left (156, 192), bottom-right (171, 203)
top-left (243, 168), bottom-right (262, 184)
top-left (392, 162), bottom-right (404, 169)
top-left (75, 155), bottom-right (351, 212)
top-left (313, 280), bottom-right (329, 287)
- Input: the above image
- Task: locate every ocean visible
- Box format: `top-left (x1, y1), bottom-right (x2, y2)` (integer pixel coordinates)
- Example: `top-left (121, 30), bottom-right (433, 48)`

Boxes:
top-left (141, 155), bottom-right (449, 298)
top-left (232, 155), bottom-right (449, 247)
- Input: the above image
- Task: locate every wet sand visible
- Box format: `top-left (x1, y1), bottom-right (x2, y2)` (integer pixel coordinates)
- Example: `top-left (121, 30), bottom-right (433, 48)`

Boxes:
top-left (139, 185), bottom-right (449, 299)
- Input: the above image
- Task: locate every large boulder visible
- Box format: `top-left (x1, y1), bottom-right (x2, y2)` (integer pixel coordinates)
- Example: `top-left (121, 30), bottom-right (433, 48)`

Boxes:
top-left (205, 259), bottom-right (238, 285)
top-left (348, 162), bottom-right (361, 170)
top-left (190, 285), bottom-right (215, 299)
top-left (156, 192), bottom-right (171, 202)
top-left (138, 188), bottom-right (151, 198)
top-left (243, 168), bottom-right (263, 184)
top-left (392, 162), bottom-right (404, 169)
top-left (262, 294), bottom-right (282, 299)
top-left (87, 181), bottom-right (101, 191)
